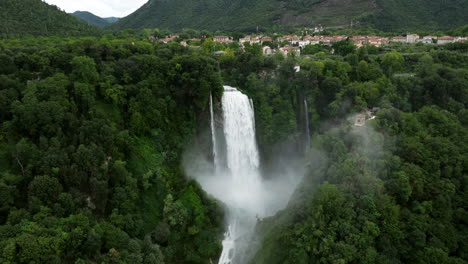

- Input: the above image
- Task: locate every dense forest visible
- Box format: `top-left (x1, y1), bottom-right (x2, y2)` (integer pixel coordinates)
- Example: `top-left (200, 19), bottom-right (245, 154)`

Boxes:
top-left (0, 28), bottom-right (467, 264)
top-left (110, 0), bottom-right (468, 32)
top-left (364, 0), bottom-right (468, 32)
top-left (0, 0), bottom-right (101, 38)
top-left (0, 36), bottom-right (225, 263)
top-left (225, 42), bottom-right (468, 263)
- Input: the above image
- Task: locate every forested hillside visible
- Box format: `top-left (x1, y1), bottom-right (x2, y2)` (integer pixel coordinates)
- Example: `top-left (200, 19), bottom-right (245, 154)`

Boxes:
top-left (0, 30), bottom-right (467, 263)
top-left (364, 0), bottom-right (468, 31)
top-left (71, 11), bottom-right (110, 28)
top-left (0, 0), bottom-right (101, 38)
top-left (221, 42), bottom-right (467, 263)
top-left (0, 36), bottom-right (224, 263)
top-left (110, 0), bottom-right (468, 32)
top-left (109, 0), bottom-right (281, 32)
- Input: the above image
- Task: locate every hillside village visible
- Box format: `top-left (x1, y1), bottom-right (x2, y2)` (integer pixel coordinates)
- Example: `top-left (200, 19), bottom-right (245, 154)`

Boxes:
top-left (150, 32), bottom-right (468, 57)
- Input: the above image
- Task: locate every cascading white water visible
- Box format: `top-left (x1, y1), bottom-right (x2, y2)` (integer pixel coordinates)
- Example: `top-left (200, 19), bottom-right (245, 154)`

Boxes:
top-left (210, 92), bottom-right (219, 169)
top-left (304, 99), bottom-right (311, 150)
top-left (191, 86), bottom-right (302, 264)
top-left (217, 86), bottom-right (263, 264)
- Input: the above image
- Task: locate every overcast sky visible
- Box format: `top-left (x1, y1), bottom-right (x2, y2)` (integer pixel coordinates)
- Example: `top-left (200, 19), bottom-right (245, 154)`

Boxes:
top-left (43, 0), bottom-right (148, 18)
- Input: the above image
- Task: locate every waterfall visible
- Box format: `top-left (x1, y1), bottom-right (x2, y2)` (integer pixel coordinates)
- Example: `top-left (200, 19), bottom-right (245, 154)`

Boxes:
top-left (222, 87), bottom-right (260, 182)
top-left (210, 92), bottom-right (219, 169)
top-left (217, 86), bottom-right (263, 264)
top-left (190, 86), bottom-right (302, 264)
top-left (304, 99), bottom-right (311, 150)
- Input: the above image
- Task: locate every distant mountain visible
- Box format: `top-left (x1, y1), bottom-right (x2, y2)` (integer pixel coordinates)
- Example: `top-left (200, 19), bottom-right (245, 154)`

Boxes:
top-left (0, 0), bottom-right (101, 38)
top-left (71, 11), bottom-right (109, 28)
top-left (110, 0), bottom-right (468, 32)
top-left (104, 17), bottom-right (120, 23)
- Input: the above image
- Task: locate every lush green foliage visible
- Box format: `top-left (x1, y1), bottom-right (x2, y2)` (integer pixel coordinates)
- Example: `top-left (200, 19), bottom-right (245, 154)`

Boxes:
top-left (177, 37), bottom-right (468, 264)
top-left (0, 0), bottom-right (101, 38)
top-left (0, 28), bottom-right (467, 264)
top-left (220, 42), bottom-right (467, 264)
top-left (0, 36), bottom-right (224, 263)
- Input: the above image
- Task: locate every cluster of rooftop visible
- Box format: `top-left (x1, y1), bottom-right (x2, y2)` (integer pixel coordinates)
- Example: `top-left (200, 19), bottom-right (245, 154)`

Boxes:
top-left (148, 32), bottom-right (467, 57)
top-left (390, 34), bottom-right (467, 45)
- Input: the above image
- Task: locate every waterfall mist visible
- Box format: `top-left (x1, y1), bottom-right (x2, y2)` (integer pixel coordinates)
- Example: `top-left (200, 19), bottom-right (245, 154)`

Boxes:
top-left (183, 86), bottom-right (304, 264)
top-left (304, 99), bottom-right (311, 151)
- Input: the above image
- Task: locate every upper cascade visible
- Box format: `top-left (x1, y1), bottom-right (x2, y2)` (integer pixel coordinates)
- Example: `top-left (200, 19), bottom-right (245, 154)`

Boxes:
top-left (221, 85), bottom-right (260, 182)
top-left (223, 86), bottom-right (238, 92)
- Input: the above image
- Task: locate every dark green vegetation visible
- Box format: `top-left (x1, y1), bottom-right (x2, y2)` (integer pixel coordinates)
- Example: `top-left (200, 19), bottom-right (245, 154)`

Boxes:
top-left (0, 0), bottom-right (101, 38)
top-left (219, 42), bottom-right (467, 263)
top-left (0, 30), bottom-right (467, 264)
top-left (364, 0), bottom-right (468, 32)
top-left (448, 25), bottom-right (468, 37)
top-left (109, 0), bottom-right (280, 32)
top-left (71, 11), bottom-right (111, 28)
top-left (110, 0), bottom-right (468, 32)
top-left (178, 39), bottom-right (467, 263)
top-left (0, 36), bottom-right (224, 263)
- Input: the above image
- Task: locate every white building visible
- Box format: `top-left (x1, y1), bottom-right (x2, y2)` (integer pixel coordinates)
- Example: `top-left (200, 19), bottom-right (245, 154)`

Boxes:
top-left (213, 36), bottom-right (233, 43)
top-left (262, 46), bottom-right (274, 56)
top-left (279, 45), bottom-right (300, 56)
top-left (297, 40), bottom-right (311, 47)
top-left (438, 36), bottom-right (455, 45)
top-left (421, 36), bottom-right (437, 44)
top-left (406, 34), bottom-right (420, 43)
top-left (250, 38), bottom-right (261, 44)
top-left (391, 36), bottom-right (407, 43)
top-left (239, 36), bottom-right (251, 44)
top-left (455, 37), bottom-right (468, 43)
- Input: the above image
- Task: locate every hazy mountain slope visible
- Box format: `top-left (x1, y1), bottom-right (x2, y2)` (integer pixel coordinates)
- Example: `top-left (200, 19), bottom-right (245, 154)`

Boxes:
top-left (110, 0), bottom-right (468, 32)
top-left (71, 11), bottom-right (109, 28)
top-left (103, 17), bottom-right (120, 23)
top-left (0, 0), bottom-right (101, 38)
top-left (109, 0), bottom-right (283, 32)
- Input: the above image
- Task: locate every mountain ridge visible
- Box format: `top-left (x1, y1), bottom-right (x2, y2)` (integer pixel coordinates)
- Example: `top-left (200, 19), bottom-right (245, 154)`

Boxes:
top-left (71, 11), bottom-right (110, 28)
top-left (0, 0), bottom-right (101, 38)
top-left (103, 17), bottom-right (120, 23)
top-left (110, 0), bottom-right (468, 32)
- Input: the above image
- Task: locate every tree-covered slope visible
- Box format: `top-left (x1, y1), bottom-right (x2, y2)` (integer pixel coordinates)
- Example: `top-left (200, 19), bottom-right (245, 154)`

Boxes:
top-left (71, 11), bottom-right (110, 28)
top-left (0, 0), bottom-right (101, 38)
top-left (109, 0), bottom-right (282, 32)
top-left (110, 0), bottom-right (468, 32)
top-left (0, 36), bottom-right (224, 263)
top-left (364, 0), bottom-right (468, 31)
top-left (0, 27), bottom-right (467, 264)
top-left (232, 44), bottom-right (468, 263)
